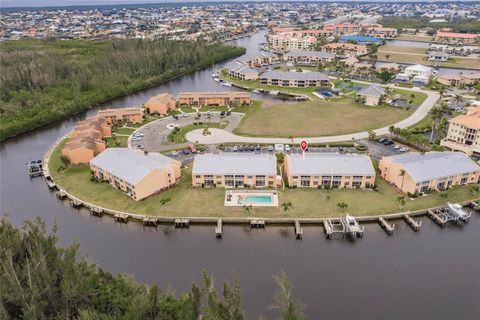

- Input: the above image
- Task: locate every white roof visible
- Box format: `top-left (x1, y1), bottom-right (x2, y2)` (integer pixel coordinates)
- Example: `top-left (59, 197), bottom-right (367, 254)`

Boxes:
top-left (388, 152), bottom-right (480, 182)
top-left (260, 70), bottom-right (329, 81)
top-left (192, 153), bottom-right (277, 176)
top-left (405, 64), bottom-right (432, 72)
top-left (285, 50), bottom-right (334, 59)
top-left (286, 153), bottom-right (375, 176)
top-left (357, 85), bottom-right (386, 97)
top-left (90, 148), bottom-right (176, 185)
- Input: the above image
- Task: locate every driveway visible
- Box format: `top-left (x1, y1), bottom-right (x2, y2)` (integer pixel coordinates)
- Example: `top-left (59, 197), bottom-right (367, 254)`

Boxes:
top-left (185, 84), bottom-right (440, 144)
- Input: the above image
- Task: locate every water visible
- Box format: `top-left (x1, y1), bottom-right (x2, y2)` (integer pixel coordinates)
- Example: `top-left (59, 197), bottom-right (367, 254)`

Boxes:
top-left (244, 195), bottom-right (273, 204)
top-left (1, 30), bottom-right (480, 319)
top-left (386, 39), bottom-right (430, 48)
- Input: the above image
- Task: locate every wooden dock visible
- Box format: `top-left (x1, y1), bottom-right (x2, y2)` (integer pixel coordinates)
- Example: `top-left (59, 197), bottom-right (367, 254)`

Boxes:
top-left (403, 214), bottom-right (421, 231)
top-left (143, 216), bottom-right (158, 226)
top-left (70, 199), bottom-right (82, 208)
top-left (215, 219), bottom-right (223, 238)
top-left (427, 210), bottom-right (446, 227)
top-left (378, 217), bottom-right (395, 235)
top-left (470, 201), bottom-right (479, 212)
top-left (294, 220), bottom-right (303, 239)
top-left (250, 219), bottom-right (265, 229)
top-left (114, 213), bottom-right (129, 223)
top-left (45, 176), bottom-right (57, 190)
top-left (56, 190), bottom-right (67, 200)
top-left (90, 207), bottom-right (104, 217)
top-left (174, 218), bottom-right (190, 228)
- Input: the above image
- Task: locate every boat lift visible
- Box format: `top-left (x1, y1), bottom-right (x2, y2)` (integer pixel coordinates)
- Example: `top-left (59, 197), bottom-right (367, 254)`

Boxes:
top-left (27, 159), bottom-right (43, 177)
top-left (448, 203), bottom-right (472, 222)
top-left (428, 203), bottom-right (472, 227)
top-left (324, 215), bottom-right (364, 240)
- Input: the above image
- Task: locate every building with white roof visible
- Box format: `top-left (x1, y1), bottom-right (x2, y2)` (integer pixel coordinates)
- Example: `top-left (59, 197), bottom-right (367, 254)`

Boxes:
top-left (225, 61), bottom-right (259, 80)
top-left (356, 85), bottom-right (386, 106)
top-left (379, 152), bottom-right (480, 194)
top-left (89, 148), bottom-right (181, 200)
top-left (259, 70), bottom-right (329, 87)
top-left (192, 153), bottom-right (280, 188)
top-left (284, 153), bottom-right (376, 188)
top-left (283, 50), bottom-right (334, 65)
top-left (404, 64), bottom-right (433, 78)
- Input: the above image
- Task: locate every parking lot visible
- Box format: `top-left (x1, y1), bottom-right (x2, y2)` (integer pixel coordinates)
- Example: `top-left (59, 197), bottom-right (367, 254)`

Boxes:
top-left (358, 139), bottom-right (408, 160)
top-left (222, 144), bottom-right (357, 155)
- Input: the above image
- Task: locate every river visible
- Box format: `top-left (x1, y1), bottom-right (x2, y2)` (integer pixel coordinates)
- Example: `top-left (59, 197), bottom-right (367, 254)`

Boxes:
top-left (1, 30), bottom-right (479, 319)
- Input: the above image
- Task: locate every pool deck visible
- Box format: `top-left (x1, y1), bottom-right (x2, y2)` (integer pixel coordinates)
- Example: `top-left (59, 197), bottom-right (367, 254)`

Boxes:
top-left (224, 190), bottom-right (279, 207)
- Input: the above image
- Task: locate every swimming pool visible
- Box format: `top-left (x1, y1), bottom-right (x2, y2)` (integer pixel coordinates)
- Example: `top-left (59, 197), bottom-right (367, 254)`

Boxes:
top-left (244, 195), bottom-right (273, 204)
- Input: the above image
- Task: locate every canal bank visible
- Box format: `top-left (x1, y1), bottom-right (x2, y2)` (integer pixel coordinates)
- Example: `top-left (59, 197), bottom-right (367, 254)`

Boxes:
top-left (1, 30), bottom-right (480, 319)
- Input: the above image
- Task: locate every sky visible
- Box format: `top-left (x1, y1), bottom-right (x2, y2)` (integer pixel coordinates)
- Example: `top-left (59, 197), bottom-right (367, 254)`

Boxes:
top-left (1, 0), bottom-right (470, 9)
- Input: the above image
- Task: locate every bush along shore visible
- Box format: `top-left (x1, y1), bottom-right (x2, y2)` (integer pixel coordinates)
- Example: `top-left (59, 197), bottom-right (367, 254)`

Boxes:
top-left (0, 39), bottom-right (245, 140)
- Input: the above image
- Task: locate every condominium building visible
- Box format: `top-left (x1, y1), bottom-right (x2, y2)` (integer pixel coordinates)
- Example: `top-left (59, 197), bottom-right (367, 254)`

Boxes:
top-left (321, 43), bottom-right (368, 58)
top-left (225, 61), bottom-right (259, 80)
top-left (90, 148), bottom-right (181, 201)
top-left (268, 33), bottom-right (317, 52)
top-left (177, 92), bottom-right (252, 107)
top-left (283, 50), bottom-right (334, 65)
top-left (98, 107), bottom-right (144, 124)
top-left (379, 152), bottom-right (480, 194)
top-left (238, 52), bottom-right (277, 68)
top-left (324, 23), bottom-right (362, 35)
top-left (192, 153), bottom-right (280, 188)
top-left (259, 71), bottom-right (329, 87)
top-left (144, 93), bottom-right (176, 115)
top-left (364, 27), bottom-right (398, 39)
top-left (441, 107), bottom-right (480, 156)
top-left (434, 31), bottom-right (479, 44)
top-left (284, 153), bottom-right (376, 188)
top-left (62, 116), bottom-right (111, 165)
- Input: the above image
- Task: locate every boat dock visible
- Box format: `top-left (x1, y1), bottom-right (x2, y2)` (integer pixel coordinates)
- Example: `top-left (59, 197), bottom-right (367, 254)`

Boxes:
top-left (44, 176), bottom-right (57, 190)
top-left (56, 190), bottom-right (67, 200)
top-left (215, 219), bottom-right (223, 238)
top-left (114, 213), bottom-right (129, 223)
top-left (90, 207), bottom-right (104, 217)
top-left (174, 218), bottom-right (190, 228)
top-left (27, 160), bottom-right (43, 177)
top-left (378, 217), bottom-right (395, 235)
top-left (143, 216), bottom-right (158, 226)
top-left (403, 214), bottom-right (421, 231)
top-left (250, 219), bottom-right (265, 229)
top-left (294, 220), bottom-right (303, 239)
top-left (470, 201), bottom-right (479, 212)
top-left (428, 204), bottom-right (472, 227)
top-left (324, 217), bottom-right (364, 240)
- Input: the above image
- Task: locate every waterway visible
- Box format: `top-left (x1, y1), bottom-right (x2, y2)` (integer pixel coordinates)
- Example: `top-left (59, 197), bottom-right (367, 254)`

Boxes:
top-left (1, 30), bottom-right (479, 319)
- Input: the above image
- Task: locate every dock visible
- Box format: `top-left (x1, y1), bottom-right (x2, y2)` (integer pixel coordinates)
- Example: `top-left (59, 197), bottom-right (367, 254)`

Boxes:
top-left (114, 213), bottom-right (129, 223)
top-left (343, 215), bottom-right (364, 239)
top-left (56, 190), bottom-right (67, 200)
top-left (45, 176), bottom-right (57, 190)
top-left (403, 214), bottom-right (421, 231)
top-left (470, 201), bottom-right (479, 212)
top-left (70, 199), bottom-right (82, 208)
top-left (378, 217), bottom-right (395, 235)
top-left (90, 207), bottom-right (104, 217)
top-left (27, 160), bottom-right (43, 178)
top-left (215, 219), bottom-right (223, 238)
top-left (427, 209), bottom-right (448, 227)
top-left (174, 218), bottom-right (190, 228)
top-left (250, 219), bottom-right (265, 229)
top-left (294, 220), bottom-right (303, 239)
top-left (143, 216), bottom-right (158, 227)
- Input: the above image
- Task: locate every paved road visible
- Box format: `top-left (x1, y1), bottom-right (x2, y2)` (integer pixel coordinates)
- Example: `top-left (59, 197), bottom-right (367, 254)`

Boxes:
top-left (186, 84), bottom-right (440, 144)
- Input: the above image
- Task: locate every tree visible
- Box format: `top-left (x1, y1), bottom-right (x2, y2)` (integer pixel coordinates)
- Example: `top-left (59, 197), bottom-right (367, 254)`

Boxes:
top-left (243, 205), bottom-right (253, 214)
top-left (399, 169), bottom-right (406, 191)
top-left (385, 54), bottom-right (390, 61)
top-left (272, 271), bottom-right (305, 320)
top-left (281, 202), bottom-right (293, 213)
top-left (389, 125), bottom-right (396, 136)
top-left (368, 130), bottom-right (376, 141)
top-left (336, 202), bottom-right (348, 211)
top-left (397, 196), bottom-right (406, 208)
top-left (202, 272), bottom-right (245, 320)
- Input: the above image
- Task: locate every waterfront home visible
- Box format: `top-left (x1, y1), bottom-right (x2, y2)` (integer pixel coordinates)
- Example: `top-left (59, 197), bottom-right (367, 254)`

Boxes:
top-left (356, 85), bottom-right (386, 106)
top-left (98, 107), bottom-right (144, 124)
top-left (441, 107), bottom-right (480, 157)
top-left (192, 153), bottom-right (280, 188)
top-left (284, 153), bottom-right (376, 188)
top-left (62, 116), bottom-right (111, 165)
top-left (283, 50), bottom-right (334, 65)
top-left (434, 31), bottom-right (479, 44)
top-left (379, 152), bottom-right (480, 194)
top-left (177, 92), bottom-right (252, 107)
top-left (404, 64), bottom-right (433, 78)
top-left (144, 93), bottom-right (176, 115)
top-left (90, 148), bottom-right (181, 201)
top-left (259, 71), bottom-right (329, 87)
top-left (225, 61), bottom-right (259, 80)
top-left (428, 51), bottom-right (450, 62)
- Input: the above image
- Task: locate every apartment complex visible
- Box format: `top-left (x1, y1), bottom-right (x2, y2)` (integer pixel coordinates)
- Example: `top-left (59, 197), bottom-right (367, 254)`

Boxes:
top-left (90, 148), bottom-right (181, 201)
top-left (436, 72), bottom-right (480, 87)
top-left (283, 50), bottom-right (334, 65)
top-left (225, 61), bottom-right (259, 80)
top-left (144, 93), bottom-right (176, 115)
top-left (62, 116), bottom-right (111, 165)
top-left (364, 27), bottom-right (397, 39)
top-left (323, 23), bottom-right (362, 35)
top-left (238, 52), bottom-right (277, 67)
top-left (321, 43), bottom-right (368, 57)
top-left (98, 107), bottom-right (144, 124)
top-left (434, 31), bottom-right (479, 44)
top-left (177, 92), bottom-right (252, 107)
top-left (268, 33), bottom-right (317, 52)
top-left (379, 152), bottom-right (480, 194)
top-left (192, 153), bottom-right (280, 188)
top-left (284, 153), bottom-right (376, 188)
top-left (259, 71), bottom-right (329, 87)
top-left (441, 107), bottom-right (480, 156)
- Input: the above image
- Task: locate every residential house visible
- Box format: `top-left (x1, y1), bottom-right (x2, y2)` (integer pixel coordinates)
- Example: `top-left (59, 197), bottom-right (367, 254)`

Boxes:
top-left (428, 51), bottom-right (450, 62)
top-left (435, 31), bottom-right (479, 44)
top-left (283, 50), bottom-right (334, 65)
top-left (321, 42), bottom-right (368, 58)
top-left (356, 85), bottom-right (386, 106)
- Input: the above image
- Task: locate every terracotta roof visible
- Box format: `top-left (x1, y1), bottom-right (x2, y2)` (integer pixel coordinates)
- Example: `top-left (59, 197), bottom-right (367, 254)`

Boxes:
top-left (450, 110), bottom-right (480, 129)
top-left (436, 31), bottom-right (479, 39)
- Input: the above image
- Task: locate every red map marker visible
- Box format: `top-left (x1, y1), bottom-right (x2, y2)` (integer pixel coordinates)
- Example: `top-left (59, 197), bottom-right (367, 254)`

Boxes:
top-left (300, 140), bottom-right (308, 152)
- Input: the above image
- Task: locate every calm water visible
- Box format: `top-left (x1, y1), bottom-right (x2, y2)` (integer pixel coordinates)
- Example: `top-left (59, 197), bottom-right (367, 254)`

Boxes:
top-left (1, 30), bottom-right (480, 319)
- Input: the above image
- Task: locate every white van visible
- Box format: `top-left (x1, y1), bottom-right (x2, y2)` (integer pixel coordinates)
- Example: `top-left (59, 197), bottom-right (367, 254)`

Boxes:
top-left (274, 144), bottom-right (284, 152)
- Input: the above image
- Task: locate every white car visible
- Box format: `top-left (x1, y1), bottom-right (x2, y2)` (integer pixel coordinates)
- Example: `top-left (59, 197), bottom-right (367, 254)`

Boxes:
top-left (394, 145), bottom-right (401, 150)
top-left (182, 114), bottom-right (188, 118)
top-left (285, 145), bottom-right (291, 153)
top-left (131, 137), bottom-right (141, 141)
top-left (170, 151), bottom-right (179, 156)
top-left (274, 144), bottom-right (284, 152)
top-left (166, 123), bottom-right (178, 130)
top-left (400, 147), bottom-right (409, 152)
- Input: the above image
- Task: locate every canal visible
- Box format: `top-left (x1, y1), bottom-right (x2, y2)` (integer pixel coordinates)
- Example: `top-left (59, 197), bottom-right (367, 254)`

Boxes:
top-left (1, 30), bottom-right (479, 319)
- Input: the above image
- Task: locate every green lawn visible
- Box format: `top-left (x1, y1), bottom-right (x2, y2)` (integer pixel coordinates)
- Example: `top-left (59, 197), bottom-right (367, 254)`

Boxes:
top-left (167, 122), bottom-right (228, 144)
top-left (233, 99), bottom-right (415, 138)
top-left (104, 135), bottom-right (128, 148)
top-left (49, 140), bottom-right (479, 218)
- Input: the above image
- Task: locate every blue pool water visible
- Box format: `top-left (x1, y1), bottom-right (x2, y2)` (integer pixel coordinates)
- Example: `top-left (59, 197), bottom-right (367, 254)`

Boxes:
top-left (244, 195), bottom-right (273, 204)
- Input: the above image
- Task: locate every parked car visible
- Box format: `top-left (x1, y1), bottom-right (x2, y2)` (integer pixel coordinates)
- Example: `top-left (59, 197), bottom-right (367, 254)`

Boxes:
top-left (182, 114), bottom-right (188, 118)
top-left (233, 145), bottom-right (238, 152)
top-left (378, 138), bottom-right (387, 144)
top-left (182, 149), bottom-right (190, 155)
top-left (173, 115), bottom-right (179, 120)
top-left (400, 147), bottom-right (409, 152)
top-left (255, 145), bottom-right (261, 151)
top-left (170, 151), bottom-right (179, 156)
top-left (268, 145), bottom-right (274, 152)
top-left (394, 145), bottom-right (402, 150)
top-left (249, 145), bottom-right (255, 152)
top-left (274, 144), bottom-right (284, 152)
top-left (226, 111), bottom-right (231, 116)
top-left (285, 145), bottom-right (291, 153)
top-left (134, 144), bottom-right (144, 149)
top-left (238, 146), bottom-right (244, 152)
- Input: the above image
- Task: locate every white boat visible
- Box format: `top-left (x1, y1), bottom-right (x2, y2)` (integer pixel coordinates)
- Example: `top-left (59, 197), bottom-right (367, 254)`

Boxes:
top-left (214, 78), bottom-right (220, 82)
top-left (221, 81), bottom-right (232, 87)
top-left (448, 203), bottom-right (471, 222)
top-left (211, 73), bottom-right (217, 78)
top-left (269, 90), bottom-right (279, 96)
top-left (252, 89), bottom-right (260, 94)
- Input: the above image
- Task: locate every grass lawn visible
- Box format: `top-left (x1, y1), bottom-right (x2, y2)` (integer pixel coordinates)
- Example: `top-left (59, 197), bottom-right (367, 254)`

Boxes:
top-left (49, 140), bottom-right (479, 218)
top-left (390, 88), bottom-right (427, 106)
top-left (167, 122), bottom-right (228, 144)
top-left (114, 127), bottom-right (136, 135)
top-left (379, 45), bottom-right (427, 54)
top-left (233, 99), bottom-right (415, 138)
top-left (104, 135), bottom-right (128, 148)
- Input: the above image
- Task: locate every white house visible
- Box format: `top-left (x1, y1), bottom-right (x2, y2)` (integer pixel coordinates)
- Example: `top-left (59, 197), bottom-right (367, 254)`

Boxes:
top-left (405, 64), bottom-right (433, 78)
top-left (428, 52), bottom-right (450, 62)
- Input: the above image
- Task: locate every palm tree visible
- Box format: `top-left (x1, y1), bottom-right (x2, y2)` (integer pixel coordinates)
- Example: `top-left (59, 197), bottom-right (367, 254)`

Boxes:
top-left (399, 169), bottom-right (406, 191)
top-left (281, 202), bottom-right (293, 213)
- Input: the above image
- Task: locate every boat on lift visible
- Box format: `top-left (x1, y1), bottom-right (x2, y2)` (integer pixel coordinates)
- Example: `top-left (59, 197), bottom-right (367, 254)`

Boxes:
top-left (448, 203), bottom-right (471, 222)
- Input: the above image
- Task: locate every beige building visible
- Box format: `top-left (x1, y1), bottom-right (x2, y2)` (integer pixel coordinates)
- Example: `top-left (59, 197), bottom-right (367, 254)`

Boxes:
top-left (435, 31), bottom-right (479, 44)
top-left (379, 152), bottom-right (480, 194)
top-left (144, 93), bottom-right (176, 115)
top-left (225, 61), bottom-right (259, 80)
top-left (62, 116), bottom-right (111, 165)
top-left (284, 153), bottom-right (376, 188)
top-left (192, 153), bottom-right (280, 188)
top-left (356, 85), bottom-right (386, 106)
top-left (283, 50), bottom-right (334, 65)
top-left (259, 71), bottom-right (329, 87)
top-left (178, 92), bottom-right (252, 107)
top-left (321, 43), bottom-right (368, 58)
top-left (268, 33), bottom-right (317, 52)
top-left (364, 27), bottom-right (398, 39)
top-left (98, 107), bottom-right (143, 124)
top-left (90, 148), bottom-right (181, 201)
top-left (441, 107), bottom-right (480, 156)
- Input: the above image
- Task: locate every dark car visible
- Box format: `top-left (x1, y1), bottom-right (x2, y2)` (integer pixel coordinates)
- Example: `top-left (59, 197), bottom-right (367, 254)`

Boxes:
top-left (249, 145), bottom-right (255, 151)
top-left (383, 139), bottom-right (394, 146)
top-left (378, 137), bottom-right (387, 143)
top-left (226, 111), bottom-right (232, 116)
top-left (182, 149), bottom-right (190, 155)
top-left (173, 115), bottom-right (179, 120)
top-left (220, 111), bottom-right (226, 116)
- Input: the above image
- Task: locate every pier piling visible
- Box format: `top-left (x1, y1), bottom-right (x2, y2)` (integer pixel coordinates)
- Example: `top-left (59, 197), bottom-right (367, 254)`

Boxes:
top-left (250, 219), bottom-right (265, 229)
top-left (215, 219), bottom-right (223, 238)
top-left (403, 214), bottom-right (421, 231)
top-left (294, 220), bottom-right (303, 239)
top-left (174, 218), bottom-right (190, 228)
top-left (378, 217), bottom-right (395, 235)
